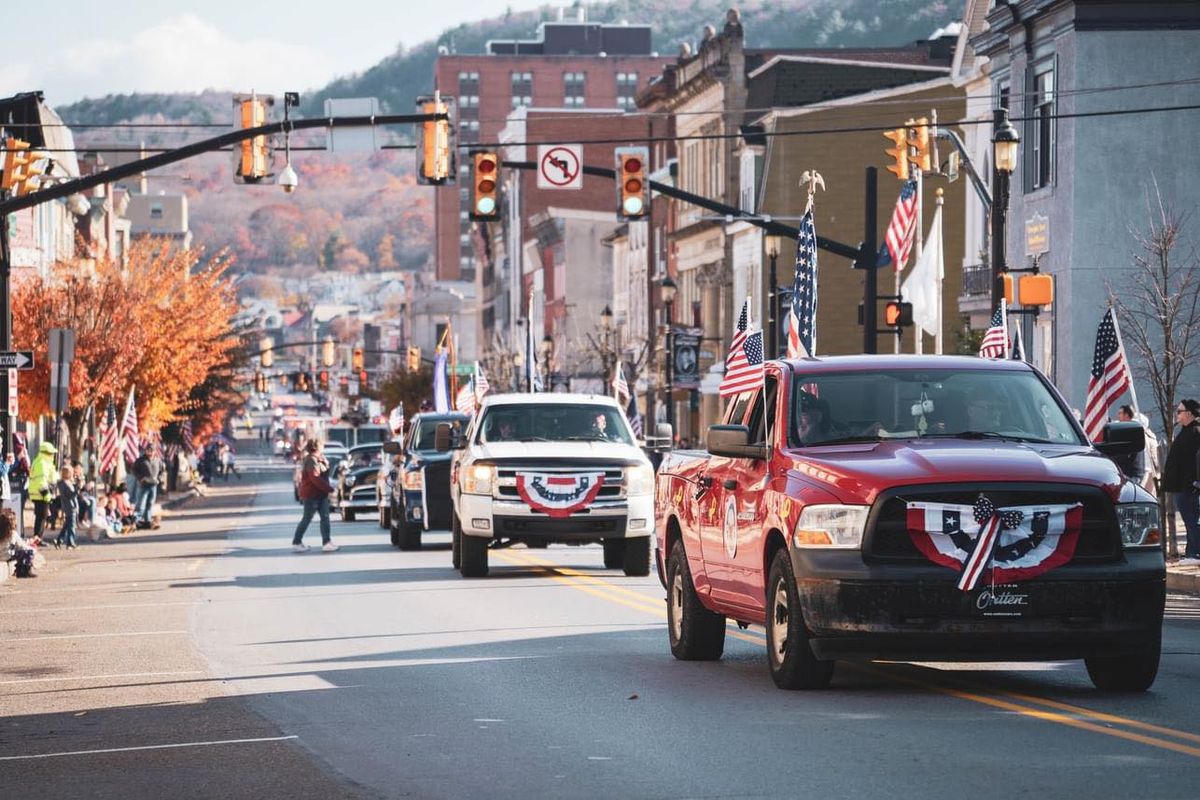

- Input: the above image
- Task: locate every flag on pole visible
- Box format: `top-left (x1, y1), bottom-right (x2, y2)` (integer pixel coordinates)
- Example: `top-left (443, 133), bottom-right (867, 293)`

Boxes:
top-left (1011, 321), bottom-right (1026, 362)
top-left (455, 380), bottom-right (477, 415)
top-left (121, 387), bottom-right (139, 463)
top-left (625, 392), bottom-right (644, 439)
top-left (1083, 306), bottom-right (1133, 442)
top-left (99, 399), bottom-right (120, 475)
top-left (388, 405), bottom-right (405, 435)
top-left (473, 362), bottom-right (490, 401)
top-left (786, 202), bottom-right (818, 358)
top-left (180, 419), bottom-right (195, 453)
top-left (978, 300), bottom-right (1009, 359)
top-left (879, 179), bottom-right (918, 272)
top-left (721, 297), bottom-right (765, 397)
top-left (613, 361), bottom-right (630, 403)
top-left (433, 350), bottom-right (449, 412)
top-left (900, 200), bottom-right (943, 338)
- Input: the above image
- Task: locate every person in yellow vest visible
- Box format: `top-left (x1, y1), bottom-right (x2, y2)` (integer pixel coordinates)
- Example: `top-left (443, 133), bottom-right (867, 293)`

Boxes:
top-left (28, 442), bottom-right (58, 544)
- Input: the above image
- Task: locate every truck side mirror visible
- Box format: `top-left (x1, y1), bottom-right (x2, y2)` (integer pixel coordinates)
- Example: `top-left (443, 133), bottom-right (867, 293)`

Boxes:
top-left (707, 424), bottom-right (767, 460)
top-left (1095, 420), bottom-right (1146, 458)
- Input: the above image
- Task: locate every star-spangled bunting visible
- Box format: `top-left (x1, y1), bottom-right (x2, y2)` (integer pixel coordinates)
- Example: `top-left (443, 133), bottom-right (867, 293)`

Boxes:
top-left (787, 203), bottom-right (818, 358)
top-left (1082, 307), bottom-right (1133, 442)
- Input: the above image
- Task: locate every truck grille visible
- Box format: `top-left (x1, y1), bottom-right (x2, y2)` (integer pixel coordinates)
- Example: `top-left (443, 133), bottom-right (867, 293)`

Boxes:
top-left (495, 467), bottom-right (626, 501)
top-left (864, 484), bottom-right (1120, 564)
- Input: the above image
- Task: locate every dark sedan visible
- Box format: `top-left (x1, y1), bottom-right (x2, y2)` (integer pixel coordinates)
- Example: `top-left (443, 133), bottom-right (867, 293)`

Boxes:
top-left (335, 444), bottom-right (384, 522)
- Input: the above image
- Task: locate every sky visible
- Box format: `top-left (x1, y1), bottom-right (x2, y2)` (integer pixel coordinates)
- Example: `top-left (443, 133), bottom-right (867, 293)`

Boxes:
top-left (0, 0), bottom-right (554, 106)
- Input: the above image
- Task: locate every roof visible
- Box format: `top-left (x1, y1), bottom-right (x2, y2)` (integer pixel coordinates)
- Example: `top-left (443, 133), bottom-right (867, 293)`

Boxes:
top-left (481, 393), bottom-right (622, 408)
top-left (781, 355), bottom-right (1034, 373)
top-left (746, 56), bottom-right (951, 118)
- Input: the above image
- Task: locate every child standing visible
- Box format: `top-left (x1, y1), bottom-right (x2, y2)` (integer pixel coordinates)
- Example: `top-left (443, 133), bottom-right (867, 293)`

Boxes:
top-left (54, 465), bottom-right (80, 550)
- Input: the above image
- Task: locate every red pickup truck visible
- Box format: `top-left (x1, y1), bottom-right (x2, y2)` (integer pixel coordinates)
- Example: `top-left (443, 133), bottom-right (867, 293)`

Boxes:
top-left (655, 356), bottom-right (1164, 691)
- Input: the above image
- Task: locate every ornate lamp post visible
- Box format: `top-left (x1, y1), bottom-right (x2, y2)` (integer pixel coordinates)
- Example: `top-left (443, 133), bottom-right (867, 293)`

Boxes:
top-left (990, 107), bottom-right (1020, 310)
top-left (659, 275), bottom-right (678, 430)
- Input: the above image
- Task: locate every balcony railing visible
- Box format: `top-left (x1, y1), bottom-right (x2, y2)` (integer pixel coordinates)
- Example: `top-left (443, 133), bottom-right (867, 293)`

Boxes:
top-left (961, 263), bottom-right (991, 297)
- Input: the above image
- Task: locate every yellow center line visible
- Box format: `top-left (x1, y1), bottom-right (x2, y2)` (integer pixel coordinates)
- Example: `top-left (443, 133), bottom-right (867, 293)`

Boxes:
top-left (497, 549), bottom-right (1200, 758)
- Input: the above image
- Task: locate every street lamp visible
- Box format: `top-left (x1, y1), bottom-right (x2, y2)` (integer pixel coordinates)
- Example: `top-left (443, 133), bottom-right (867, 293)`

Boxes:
top-left (990, 107), bottom-right (1020, 310)
top-left (539, 334), bottom-right (554, 391)
top-left (600, 304), bottom-right (614, 388)
top-left (765, 235), bottom-right (784, 358)
top-left (659, 275), bottom-right (678, 430)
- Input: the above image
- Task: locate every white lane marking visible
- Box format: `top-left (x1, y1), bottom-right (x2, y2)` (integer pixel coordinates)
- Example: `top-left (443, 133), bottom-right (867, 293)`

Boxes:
top-left (587, 756), bottom-right (613, 761)
top-left (0, 670), bottom-right (204, 686)
top-left (186, 559), bottom-right (203, 572)
top-left (0, 601), bottom-right (191, 615)
top-left (474, 718), bottom-right (505, 722)
top-left (0, 735), bottom-right (299, 762)
top-left (5, 630), bottom-right (188, 643)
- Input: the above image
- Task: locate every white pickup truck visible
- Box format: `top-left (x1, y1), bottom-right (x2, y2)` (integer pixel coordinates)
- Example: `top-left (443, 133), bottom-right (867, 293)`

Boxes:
top-left (436, 393), bottom-right (656, 578)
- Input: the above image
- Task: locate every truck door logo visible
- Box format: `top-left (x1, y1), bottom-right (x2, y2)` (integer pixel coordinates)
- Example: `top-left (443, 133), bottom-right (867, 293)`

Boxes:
top-left (516, 472), bottom-right (606, 518)
top-left (722, 496), bottom-right (738, 558)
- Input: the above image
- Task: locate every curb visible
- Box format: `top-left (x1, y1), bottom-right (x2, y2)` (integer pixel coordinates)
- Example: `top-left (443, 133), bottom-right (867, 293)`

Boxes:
top-left (1167, 568), bottom-right (1200, 596)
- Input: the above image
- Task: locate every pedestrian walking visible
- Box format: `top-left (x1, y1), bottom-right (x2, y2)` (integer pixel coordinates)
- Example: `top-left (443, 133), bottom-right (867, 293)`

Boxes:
top-left (1164, 398), bottom-right (1200, 565)
top-left (53, 465), bottom-right (80, 549)
top-left (132, 445), bottom-right (163, 528)
top-left (28, 442), bottom-right (58, 544)
top-left (293, 439), bottom-right (338, 552)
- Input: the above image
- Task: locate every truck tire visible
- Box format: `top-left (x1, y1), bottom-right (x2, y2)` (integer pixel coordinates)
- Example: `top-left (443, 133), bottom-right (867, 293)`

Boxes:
top-left (451, 517), bottom-right (462, 570)
top-left (666, 544), bottom-right (725, 660)
top-left (1085, 635), bottom-right (1160, 692)
top-left (389, 518), bottom-right (401, 548)
top-left (622, 537), bottom-right (651, 577)
top-left (399, 522), bottom-right (423, 551)
top-left (602, 540), bottom-right (624, 569)
top-left (766, 550), bottom-right (834, 690)
top-left (460, 532), bottom-right (489, 578)
top-left (526, 540), bottom-right (549, 549)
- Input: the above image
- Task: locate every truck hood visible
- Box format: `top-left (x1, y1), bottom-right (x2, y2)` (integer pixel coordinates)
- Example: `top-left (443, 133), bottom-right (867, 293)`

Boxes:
top-left (473, 440), bottom-right (646, 466)
top-left (787, 439), bottom-right (1124, 504)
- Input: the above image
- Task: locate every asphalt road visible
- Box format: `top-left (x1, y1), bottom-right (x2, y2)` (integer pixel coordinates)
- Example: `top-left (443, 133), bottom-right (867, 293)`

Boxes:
top-left (5, 460), bottom-right (1200, 799)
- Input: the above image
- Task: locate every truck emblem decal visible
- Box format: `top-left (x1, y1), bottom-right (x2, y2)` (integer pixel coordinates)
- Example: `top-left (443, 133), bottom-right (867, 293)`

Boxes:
top-left (516, 472), bottom-right (606, 518)
top-left (906, 498), bottom-right (1083, 592)
top-left (722, 496), bottom-right (738, 558)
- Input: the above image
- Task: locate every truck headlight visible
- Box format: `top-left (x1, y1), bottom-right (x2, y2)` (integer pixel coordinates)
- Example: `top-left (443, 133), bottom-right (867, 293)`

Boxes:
top-left (463, 464), bottom-right (494, 495)
top-left (345, 475), bottom-right (356, 488)
top-left (1116, 503), bottom-right (1161, 548)
top-left (402, 469), bottom-right (424, 491)
top-left (793, 505), bottom-right (870, 549)
top-left (624, 464), bottom-right (654, 496)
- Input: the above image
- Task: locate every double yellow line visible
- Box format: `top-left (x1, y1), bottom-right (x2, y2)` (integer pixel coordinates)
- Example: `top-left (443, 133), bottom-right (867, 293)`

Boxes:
top-left (495, 548), bottom-right (1200, 759)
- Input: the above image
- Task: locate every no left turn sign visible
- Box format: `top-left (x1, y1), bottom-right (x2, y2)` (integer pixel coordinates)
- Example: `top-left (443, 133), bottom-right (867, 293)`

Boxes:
top-left (537, 144), bottom-right (582, 190)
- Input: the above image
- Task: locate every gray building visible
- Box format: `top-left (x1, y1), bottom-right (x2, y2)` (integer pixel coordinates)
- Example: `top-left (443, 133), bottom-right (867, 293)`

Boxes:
top-left (971, 0), bottom-right (1200, 419)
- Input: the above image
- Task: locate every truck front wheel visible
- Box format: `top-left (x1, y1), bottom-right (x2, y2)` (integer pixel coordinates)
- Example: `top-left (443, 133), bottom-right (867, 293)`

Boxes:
top-left (766, 550), bottom-right (833, 690)
top-left (602, 540), bottom-right (624, 569)
top-left (1085, 635), bottom-right (1160, 692)
top-left (622, 537), bottom-right (651, 577)
top-left (451, 516), bottom-right (462, 570)
top-left (666, 545), bottom-right (725, 660)
top-left (399, 521), bottom-right (423, 551)
top-left (460, 533), bottom-right (489, 578)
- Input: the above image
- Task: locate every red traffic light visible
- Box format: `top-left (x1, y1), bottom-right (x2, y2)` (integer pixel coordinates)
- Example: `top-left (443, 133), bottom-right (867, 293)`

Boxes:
top-left (477, 157), bottom-right (496, 174)
top-left (622, 157), bottom-right (642, 174)
top-left (615, 147), bottom-right (649, 221)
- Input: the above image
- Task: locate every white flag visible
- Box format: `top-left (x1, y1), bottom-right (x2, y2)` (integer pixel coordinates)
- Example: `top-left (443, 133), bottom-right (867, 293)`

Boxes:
top-left (901, 202), bottom-right (943, 338)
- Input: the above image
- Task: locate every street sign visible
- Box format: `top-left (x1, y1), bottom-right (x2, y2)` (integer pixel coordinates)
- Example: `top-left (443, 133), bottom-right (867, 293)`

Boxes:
top-left (0, 350), bottom-right (33, 369)
top-left (48, 328), bottom-right (75, 415)
top-left (1025, 213), bottom-right (1050, 257)
top-left (537, 144), bottom-right (582, 190)
top-left (48, 328), bottom-right (76, 364)
top-left (7, 369), bottom-right (16, 417)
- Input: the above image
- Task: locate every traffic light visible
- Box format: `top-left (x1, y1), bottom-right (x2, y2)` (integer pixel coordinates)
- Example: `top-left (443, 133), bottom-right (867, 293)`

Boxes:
top-left (259, 337), bottom-right (274, 368)
top-left (905, 117), bottom-right (932, 173)
top-left (882, 128), bottom-right (909, 181)
top-left (615, 147), bottom-right (649, 220)
top-left (1000, 273), bottom-right (1015, 305)
top-left (319, 370), bottom-right (329, 390)
top-left (254, 371), bottom-right (265, 393)
top-left (233, 94), bottom-right (273, 183)
top-left (352, 347), bottom-right (364, 371)
top-left (884, 301), bottom-right (913, 328)
top-left (359, 369), bottom-right (369, 391)
top-left (321, 337), bottom-right (335, 367)
top-left (2, 137), bottom-right (42, 197)
top-left (470, 151), bottom-right (500, 221)
top-left (407, 346), bottom-right (421, 373)
top-left (416, 93), bottom-right (456, 185)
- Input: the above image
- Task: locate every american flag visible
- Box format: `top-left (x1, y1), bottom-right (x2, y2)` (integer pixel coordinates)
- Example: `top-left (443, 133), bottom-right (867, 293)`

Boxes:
top-left (473, 361), bottom-right (490, 400)
top-left (181, 419), bottom-right (194, 453)
top-left (787, 204), bottom-right (818, 358)
top-left (721, 297), bottom-right (765, 397)
top-left (978, 302), bottom-right (1008, 359)
top-left (625, 392), bottom-right (644, 438)
top-left (612, 361), bottom-right (630, 403)
top-left (881, 179), bottom-right (918, 273)
top-left (121, 387), bottom-right (139, 464)
top-left (1083, 307), bottom-right (1133, 442)
top-left (1011, 321), bottom-right (1026, 362)
top-left (455, 380), bottom-right (476, 415)
top-left (99, 399), bottom-right (120, 475)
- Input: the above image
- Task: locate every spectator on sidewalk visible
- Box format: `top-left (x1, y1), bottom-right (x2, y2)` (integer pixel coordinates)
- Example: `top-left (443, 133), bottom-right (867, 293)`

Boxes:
top-left (10, 435), bottom-right (30, 526)
top-left (1, 509), bottom-right (35, 578)
top-left (28, 442), bottom-right (58, 544)
top-left (53, 465), bottom-right (80, 550)
top-left (1164, 398), bottom-right (1200, 566)
top-left (132, 445), bottom-right (163, 529)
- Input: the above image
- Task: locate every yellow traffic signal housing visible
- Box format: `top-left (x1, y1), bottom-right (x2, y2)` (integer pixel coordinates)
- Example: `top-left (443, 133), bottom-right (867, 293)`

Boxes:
top-left (407, 346), bottom-right (421, 373)
top-left (1000, 273), bottom-right (1015, 305)
top-left (615, 147), bottom-right (649, 220)
top-left (905, 117), bottom-right (932, 173)
top-left (321, 337), bottom-right (335, 367)
top-left (1018, 273), bottom-right (1054, 306)
top-left (2, 137), bottom-right (42, 197)
top-left (233, 94), bottom-right (273, 183)
top-left (254, 371), bottom-right (265, 393)
top-left (471, 151), bottom-right (500, 221)
top-left (352, 347), bottom-right (364, 372)
top-left (882, 129), bottom-right (909, 181)
top-left (416, 93), bottom-right (456, 185)
top-left (259, 337), bottom-right (274, 368)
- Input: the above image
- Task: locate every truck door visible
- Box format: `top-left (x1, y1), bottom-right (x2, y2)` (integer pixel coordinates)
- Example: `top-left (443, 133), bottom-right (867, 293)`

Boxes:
top-left (726, 374), bottom-right (778, 614)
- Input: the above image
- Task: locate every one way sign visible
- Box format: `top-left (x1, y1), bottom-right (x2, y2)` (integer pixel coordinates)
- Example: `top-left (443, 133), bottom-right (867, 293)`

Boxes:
top-left (0, 351), bottom-right (34, 370)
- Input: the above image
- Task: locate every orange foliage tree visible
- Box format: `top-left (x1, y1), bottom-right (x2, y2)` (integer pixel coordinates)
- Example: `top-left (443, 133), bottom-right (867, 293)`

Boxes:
top-left (12, 241), bottom-right (240, 456)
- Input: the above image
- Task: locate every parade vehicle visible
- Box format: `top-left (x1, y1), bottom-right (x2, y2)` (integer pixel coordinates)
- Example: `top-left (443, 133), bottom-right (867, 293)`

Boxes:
top-left (383, 411), bottom-right (470, 549)
top-left (334, 443), bottom-right (384, 521)
top-left (655, 356), bottom-right (1164, 691)
top-left (438, 393), bottom-right (656, 578)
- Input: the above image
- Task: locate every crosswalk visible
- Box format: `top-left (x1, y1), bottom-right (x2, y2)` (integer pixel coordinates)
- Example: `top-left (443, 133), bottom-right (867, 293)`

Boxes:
top-left (1166, 593), bottom-right (1200, 621)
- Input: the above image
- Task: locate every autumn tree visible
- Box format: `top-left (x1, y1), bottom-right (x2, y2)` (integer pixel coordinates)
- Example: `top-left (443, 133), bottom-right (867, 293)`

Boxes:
top-left (377, 233), bottom-right (398, 270)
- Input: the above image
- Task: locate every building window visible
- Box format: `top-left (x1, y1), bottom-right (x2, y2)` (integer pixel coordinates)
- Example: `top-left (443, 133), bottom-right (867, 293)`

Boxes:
top-left (511, 72), bottom-right (533, 107)
top-left (1029, 63), bottom-right (1054, 191)
top-left (563, 71), bottom-right (586, 107)
top-left (150, 203), bottom-right (164, 220)
top-left (616, 72), bottom-right (638, 109)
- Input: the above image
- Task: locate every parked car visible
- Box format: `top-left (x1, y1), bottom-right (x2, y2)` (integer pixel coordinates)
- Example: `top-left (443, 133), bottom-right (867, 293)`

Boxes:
top-left (384, 412), bottom-right (469, 549)
top-left (334, 443), bottom-right (384, 521)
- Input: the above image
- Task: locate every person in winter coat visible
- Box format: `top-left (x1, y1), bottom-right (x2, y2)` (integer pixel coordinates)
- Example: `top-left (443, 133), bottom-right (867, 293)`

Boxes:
top-left (132, 446), bottom-right (163, 528)
top-left (28, 442), bottom-right (58, 543)
top-left (1164, 398), bottom-right (1200, 565)
top-left (293, 439), bottom-right (337, 552)
top-left (53, 465), bottom-right (80, 549)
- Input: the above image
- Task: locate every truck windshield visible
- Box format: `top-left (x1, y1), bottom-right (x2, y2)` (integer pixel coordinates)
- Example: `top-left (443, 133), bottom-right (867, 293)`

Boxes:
top-left (789, 368), bottom-right (1084, 447)
top-left (479, 405), bottom-right (633, 446)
